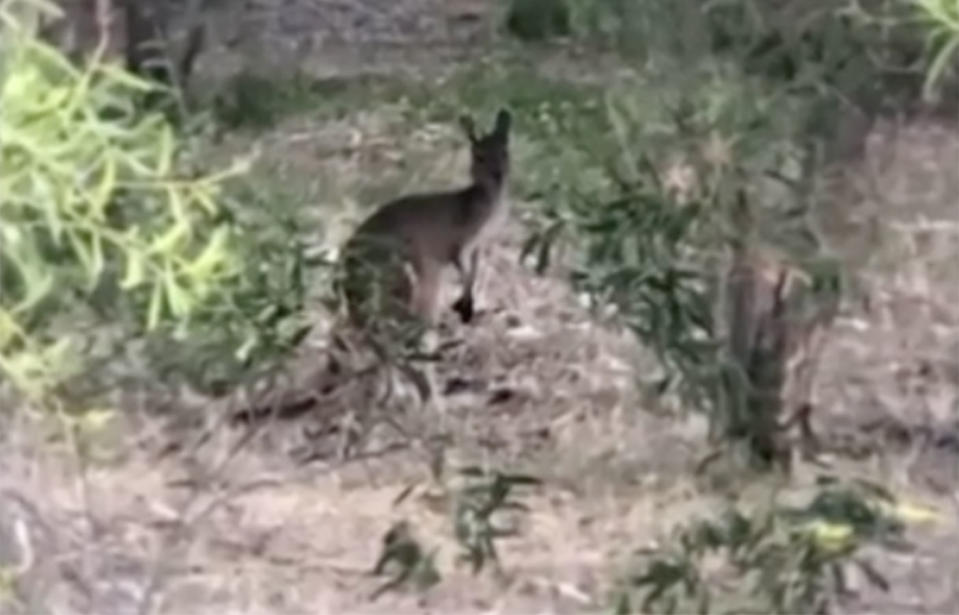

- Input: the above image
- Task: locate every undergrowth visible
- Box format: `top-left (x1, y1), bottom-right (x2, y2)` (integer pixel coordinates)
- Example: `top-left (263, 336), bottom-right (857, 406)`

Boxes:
top-left (613, 475), bottom-right (909, 614)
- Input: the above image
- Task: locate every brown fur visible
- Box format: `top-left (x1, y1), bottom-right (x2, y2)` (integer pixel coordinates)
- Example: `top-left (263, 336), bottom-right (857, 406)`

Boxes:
top-left (338, 109), bottom-right (512, 334)
top-left (331, 109), bottom-right (512, 403)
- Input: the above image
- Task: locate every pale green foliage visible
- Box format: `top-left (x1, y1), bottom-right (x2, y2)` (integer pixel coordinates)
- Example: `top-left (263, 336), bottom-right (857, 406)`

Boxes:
top-left (910, 0), bottom-right (959, 98)
top-left (0, 0), bottom-right (247, 401)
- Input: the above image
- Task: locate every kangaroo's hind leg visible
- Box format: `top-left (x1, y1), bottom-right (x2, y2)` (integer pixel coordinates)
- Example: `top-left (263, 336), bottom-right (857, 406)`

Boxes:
top-left (451, 246), bottom-right (480, 324)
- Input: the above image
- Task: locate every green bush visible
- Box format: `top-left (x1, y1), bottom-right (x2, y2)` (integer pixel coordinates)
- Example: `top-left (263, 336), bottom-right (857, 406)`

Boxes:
top-left (509, 1), bottom-right (947, 469)
top-left (520, 61), bottom-right (840, 465)
top-left (138, 172), bottom-right (323, 396)
top-left (911, 0), bottom-right (959, 99)
top-left (504, 0), bottom-right (571, 42)
top-left (504, 1), bottom-right (936, 111)
top-left (613, 477), bottom-right (906, 614)
top-left (0, 0), bottom-right (247, 403)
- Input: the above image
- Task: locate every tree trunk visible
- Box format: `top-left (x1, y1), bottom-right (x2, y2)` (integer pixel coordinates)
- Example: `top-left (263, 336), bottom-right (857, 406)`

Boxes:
top-left (719, 238), bottom-right (839, 472)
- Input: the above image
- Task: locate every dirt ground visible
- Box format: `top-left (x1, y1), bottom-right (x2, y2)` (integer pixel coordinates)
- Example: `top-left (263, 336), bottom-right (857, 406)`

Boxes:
top-left (1, 1), bottom-right (958, 614)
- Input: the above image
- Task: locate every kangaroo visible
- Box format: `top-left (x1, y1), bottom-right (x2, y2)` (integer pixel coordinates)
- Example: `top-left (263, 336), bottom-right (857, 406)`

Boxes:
top-left (332, 108), bottom-right (513, 402)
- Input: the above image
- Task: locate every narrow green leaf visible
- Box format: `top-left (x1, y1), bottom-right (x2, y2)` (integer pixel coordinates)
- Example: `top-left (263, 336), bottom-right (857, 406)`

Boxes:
top-left (184, 225), bottom-right (230, 280)
top-left (88, 234), bottom-right (104, 288)
top-left (164, 269), bottom-right (191, 317)
top-left (12, 271), bottom-right (53, 315)
top-left (120, 252), bottom-right (146, 289)
top-left (66, 228), bottom-right (92, 272)
top-left (167, 185), bottom-right (187, 224)
top-left (89, 154), bottom-right (116, 218)
top-left (235, 334), bottom-right (258, 363)
top-left (156, 124), bottom-right (174, 177)
top-left (192, 187), bottom-right (220, 216)
top-left (146, 280), bottom-right (165, 330)
top-left (923, 36), bottom-right (959, 100)
top-left (148, 222), bottom-right (188, 254)
top-left (95, 62), bottom-right (158, 93)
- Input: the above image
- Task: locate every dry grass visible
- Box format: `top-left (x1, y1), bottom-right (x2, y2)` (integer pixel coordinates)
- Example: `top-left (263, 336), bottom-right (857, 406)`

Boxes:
top-left (1, 2), bottom-right (958, 613)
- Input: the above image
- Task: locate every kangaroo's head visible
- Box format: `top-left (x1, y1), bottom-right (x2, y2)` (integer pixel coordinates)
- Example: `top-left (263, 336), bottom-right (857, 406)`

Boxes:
top-left (460, 109), bottom-right (512, 192)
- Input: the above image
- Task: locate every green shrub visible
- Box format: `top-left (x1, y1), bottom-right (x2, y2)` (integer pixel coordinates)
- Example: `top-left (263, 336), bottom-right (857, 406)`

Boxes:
top-left (910, 0), bottom-right (959, 100)
top-left (371, 466), bottom-right (541, 600)
top-left (0, 0), bottom-right (247, 403)
top-left (520, 61), bottom-right (842, 467)
top-left (613, 477), bottom-right (906, 614)
top-left (508, 1), bottom-right (948, 469)
top-left (504, 1), bottom-right (935, 111)
top-left (138, 172), bottom-right (323, 396)
top-left (504, 0), bottom-right (571, 42)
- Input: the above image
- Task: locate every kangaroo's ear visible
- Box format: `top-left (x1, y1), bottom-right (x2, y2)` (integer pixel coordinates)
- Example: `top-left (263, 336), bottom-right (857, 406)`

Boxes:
top-left (459, 115), bottom-right (478, 143)
top-left (493, 109), bottom-right (512, 138)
